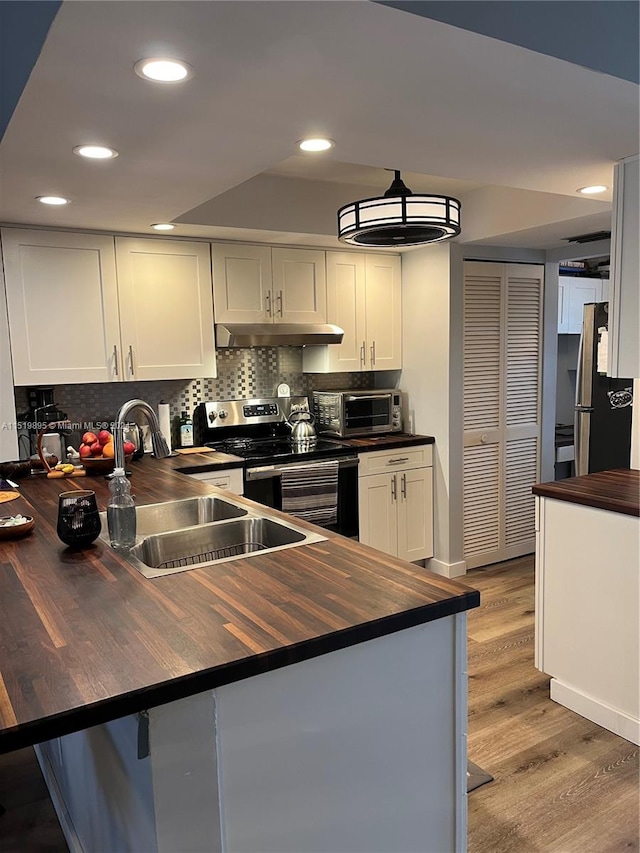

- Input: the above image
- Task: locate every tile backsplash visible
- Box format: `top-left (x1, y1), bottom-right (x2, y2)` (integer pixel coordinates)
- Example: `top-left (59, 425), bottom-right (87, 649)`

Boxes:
top-left (14, 347), bottom-right (377, 426)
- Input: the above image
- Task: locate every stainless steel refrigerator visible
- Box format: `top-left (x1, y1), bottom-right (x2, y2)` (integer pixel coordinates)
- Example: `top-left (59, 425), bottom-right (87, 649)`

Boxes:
top-left (575, 302), bottom-right (633, 475)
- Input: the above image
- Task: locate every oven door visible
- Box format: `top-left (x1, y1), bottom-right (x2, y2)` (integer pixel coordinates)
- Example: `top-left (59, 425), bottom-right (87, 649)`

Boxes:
top-left (342, 393), bottom-right (393, 436)
top-left (244, 456), bottom-right (359, 538)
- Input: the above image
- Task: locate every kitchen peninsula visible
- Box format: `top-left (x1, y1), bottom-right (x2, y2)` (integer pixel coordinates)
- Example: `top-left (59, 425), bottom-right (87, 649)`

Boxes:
top-left (0, 456), bottom-right (478, 852)
top-left (533, 469), bottom-right (639, 746)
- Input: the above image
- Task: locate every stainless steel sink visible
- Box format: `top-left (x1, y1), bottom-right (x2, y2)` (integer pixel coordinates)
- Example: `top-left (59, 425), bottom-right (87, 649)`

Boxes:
top-left (99, 495), bottom-right (247, 540)
top-left (99, 496), bottom-right (327, 578)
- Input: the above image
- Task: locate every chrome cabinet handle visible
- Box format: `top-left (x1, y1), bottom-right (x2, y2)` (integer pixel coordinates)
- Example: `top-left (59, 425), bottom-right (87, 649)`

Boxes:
top-left (277, 290), bottom-right (283, 317)
top-left (391, 474), bottom-right (397, 502)
top-left (388, 457), bottom-right (409, 465)
top-left (265, 292), bottom-right (272, 317)
top-left (401, 473), bottom-right (407, 499)
top-left (371, 341), bottom-right (376, 366)
top-left (360, 341), bottom-right (366, 366)
top-left (128, 345), bottom-right (135, 376)
top-left (113, 345), bottom-right (119, 376)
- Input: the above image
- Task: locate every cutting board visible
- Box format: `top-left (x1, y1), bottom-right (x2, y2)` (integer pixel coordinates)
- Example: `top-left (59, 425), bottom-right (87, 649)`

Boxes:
top-left (0, 491), bottom-right (20, 504)
top-left (46, 469), bottom-right (87, 479)
top-left (175, 447), bottom-right (212, 455)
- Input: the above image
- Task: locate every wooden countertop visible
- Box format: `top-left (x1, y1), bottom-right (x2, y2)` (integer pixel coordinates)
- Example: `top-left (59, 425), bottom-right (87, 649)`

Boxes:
top-left (0, 456), bottom-right (478, 753)
top-left (532, 469), bottom-right (639, 517)
top-left (331, 433), bottom-right (435, 451)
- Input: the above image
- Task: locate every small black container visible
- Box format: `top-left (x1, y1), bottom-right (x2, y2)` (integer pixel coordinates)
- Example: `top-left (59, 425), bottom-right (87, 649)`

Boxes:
top-left (57, 490), bottom-right (101, 548)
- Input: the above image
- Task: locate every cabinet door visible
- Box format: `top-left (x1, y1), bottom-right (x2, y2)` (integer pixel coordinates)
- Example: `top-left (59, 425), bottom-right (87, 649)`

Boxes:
top-left (271, 248), bottom-right (327, 324)
top-left (397, 466), bottom-right (433, 563)
top-left (212, 243), bottom-right (272, 323)
top-left (358, 472), bottom-right (398, 556)
top-left (116, 238), bottom-right (216, 381)
top-left (1, 229), bottom-right (121, 384)
top-left (311, 252), bottom-right (366, 372)
top-left (566, 279), bottom-right (601, 334)
top-left (364, 254), bottom-right (402, 370)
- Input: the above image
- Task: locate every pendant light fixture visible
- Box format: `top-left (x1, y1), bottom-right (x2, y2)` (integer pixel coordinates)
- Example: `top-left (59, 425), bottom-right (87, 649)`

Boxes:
top-left (337, 170), bottom-right (461, 246)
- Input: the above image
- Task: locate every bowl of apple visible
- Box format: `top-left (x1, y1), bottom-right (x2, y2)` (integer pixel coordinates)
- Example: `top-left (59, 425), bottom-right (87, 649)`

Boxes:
top-left (79, 430), bottom-right (135, 474)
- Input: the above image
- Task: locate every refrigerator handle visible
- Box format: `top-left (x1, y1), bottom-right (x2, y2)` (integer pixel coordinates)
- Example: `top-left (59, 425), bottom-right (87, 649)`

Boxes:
top-left (575, 328), bottom-right (585, 410)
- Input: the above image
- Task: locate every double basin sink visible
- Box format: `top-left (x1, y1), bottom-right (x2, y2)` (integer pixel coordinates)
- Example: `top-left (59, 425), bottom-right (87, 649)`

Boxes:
top-left (98, 495), bottom-right (327, 579)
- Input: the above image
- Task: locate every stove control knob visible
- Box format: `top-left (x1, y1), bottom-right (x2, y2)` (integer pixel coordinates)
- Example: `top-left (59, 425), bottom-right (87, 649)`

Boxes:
top-left (208, 411), bottom-right (217, 423)
top-left (218, 409), bottom-right (229, 420)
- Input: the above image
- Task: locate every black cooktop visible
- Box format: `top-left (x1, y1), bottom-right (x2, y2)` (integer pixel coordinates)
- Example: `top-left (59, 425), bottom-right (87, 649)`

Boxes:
top-left (205, 436), bottom-right (353, 465)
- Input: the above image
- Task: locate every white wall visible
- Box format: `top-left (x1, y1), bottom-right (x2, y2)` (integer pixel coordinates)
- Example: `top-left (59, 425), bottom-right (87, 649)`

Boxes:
top-left (401, 243), bottom-right (464, 576)
top-left (0, 256), bottom-right (18, 462)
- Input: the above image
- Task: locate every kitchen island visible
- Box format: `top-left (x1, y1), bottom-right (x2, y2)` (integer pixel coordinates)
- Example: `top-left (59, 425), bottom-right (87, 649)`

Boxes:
top-left (533, 469), bottom-right (639, 745)
top-left (0, 456), bottom-right (478, 852)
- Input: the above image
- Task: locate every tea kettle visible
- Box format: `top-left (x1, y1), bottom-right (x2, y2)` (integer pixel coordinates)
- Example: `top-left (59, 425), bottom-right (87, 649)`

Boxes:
top-left (287, 408), bottom-right (317, 445)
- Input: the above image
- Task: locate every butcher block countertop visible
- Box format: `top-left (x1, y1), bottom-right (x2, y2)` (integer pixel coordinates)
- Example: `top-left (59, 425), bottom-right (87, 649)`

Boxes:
top-left (331, 433), bottom-right (435, 451)
top-left (0, 456), bottom-right (478, 753)
top-left (532, 469), bottom-right (640, 517)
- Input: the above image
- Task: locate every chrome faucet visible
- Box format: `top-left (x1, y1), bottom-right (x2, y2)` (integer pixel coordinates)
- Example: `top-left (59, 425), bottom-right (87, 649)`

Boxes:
top-left (113, 399), bottom-right (171, 470)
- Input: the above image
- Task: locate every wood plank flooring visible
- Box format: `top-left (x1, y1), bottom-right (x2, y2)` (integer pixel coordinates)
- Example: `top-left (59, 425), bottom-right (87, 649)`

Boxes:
top-left (467, 554), bottom-right (639, 853)
top-left (0, 554), bottom-right (637, 851)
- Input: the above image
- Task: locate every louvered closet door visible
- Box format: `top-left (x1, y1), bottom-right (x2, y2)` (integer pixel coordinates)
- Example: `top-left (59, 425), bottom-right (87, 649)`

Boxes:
top-left (463, 262), bottom-right (543, 569)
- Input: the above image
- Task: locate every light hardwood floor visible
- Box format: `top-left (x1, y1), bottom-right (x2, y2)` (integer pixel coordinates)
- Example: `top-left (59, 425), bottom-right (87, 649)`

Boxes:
top-left (466, 555), bottom-right (639, 853)
top-left (0, 554), bottom-right (637, 852)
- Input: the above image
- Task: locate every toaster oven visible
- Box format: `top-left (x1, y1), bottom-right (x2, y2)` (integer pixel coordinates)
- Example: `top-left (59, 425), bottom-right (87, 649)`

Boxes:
top-left (312, 390), bottom-right (403, 438)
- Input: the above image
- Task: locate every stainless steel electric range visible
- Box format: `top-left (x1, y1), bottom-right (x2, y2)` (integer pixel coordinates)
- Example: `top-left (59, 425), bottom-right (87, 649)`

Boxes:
top-left (193, 397), bottom-right (359, 537)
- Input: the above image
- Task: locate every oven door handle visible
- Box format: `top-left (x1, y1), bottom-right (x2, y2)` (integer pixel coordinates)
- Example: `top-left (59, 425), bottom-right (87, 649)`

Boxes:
top-left (246, 456), bottom-right (359, 480)
top-left (345, 394), bottom-right (391, 403)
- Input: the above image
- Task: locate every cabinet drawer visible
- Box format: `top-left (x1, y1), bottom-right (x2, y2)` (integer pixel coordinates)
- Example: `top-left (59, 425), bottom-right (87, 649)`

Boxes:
top-left (358, 445), bottom-right (432, 476)
top-left (184, 468), bottom-right (244, 495)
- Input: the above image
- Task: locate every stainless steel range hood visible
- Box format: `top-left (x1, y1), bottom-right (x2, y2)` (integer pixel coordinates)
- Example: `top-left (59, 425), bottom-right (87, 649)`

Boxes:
top-left (215, 323), bottom-right (344, 347)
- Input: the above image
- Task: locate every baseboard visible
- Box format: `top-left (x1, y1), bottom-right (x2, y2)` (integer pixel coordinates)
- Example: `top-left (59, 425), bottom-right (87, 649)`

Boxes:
top-left (427, 558), bottom-right (467, 579)
top-left (550, 679), bottom-right (640, 746)
top-left (34, 744), bottom-right (85, 853)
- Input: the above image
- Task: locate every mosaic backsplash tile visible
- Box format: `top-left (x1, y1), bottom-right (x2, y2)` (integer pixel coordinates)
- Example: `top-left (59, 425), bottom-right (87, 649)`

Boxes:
top-left (14, 347), bottom-right (379, 427)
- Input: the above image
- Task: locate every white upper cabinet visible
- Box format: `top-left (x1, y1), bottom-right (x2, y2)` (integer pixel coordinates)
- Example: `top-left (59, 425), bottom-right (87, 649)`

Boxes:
top-left (608, 154), bottom-right (639, 379)
top-left (271, 248), bottom-right (327, 323)
top-left (1, 229), bottom-right (121, 385)
top-left (2, 230), bottom-right (216, 385)
top-left (212, 244), bottom-right (272, 324)
top-left (212, 244), bottom-right (326, 325)
top-left (115, 238), bottom-right (216, 380)
top-left (557, 276), bottom-right (603, 334)
top-left (302, 251), bottom-right (401, 373)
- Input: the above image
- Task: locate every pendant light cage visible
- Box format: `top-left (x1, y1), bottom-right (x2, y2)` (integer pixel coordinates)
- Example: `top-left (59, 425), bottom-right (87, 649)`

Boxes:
top-left (337, 172), bottom-right (462, 247)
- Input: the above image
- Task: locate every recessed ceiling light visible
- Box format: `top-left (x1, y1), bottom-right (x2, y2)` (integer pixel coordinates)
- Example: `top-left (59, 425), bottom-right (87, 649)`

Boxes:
top-left (134, 58), bottom-right (193, 82)
top-left (298, 137), bottom-right (334, 153)
top-left (73, 145), bottom-right (119, 160)
top-left (577, 185), bottom-right (608, 195)
top-left (36, 196), bottom-right (70, 205)
top-left (151, 223), bottom-right (175, 231)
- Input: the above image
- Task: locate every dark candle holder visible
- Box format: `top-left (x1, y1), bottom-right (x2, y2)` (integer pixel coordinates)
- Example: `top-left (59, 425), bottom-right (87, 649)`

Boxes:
top-left (57, 490), bottom-right (101, 548)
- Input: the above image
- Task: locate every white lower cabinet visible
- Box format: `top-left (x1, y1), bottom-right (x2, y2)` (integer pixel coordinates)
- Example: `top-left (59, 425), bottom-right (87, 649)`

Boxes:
top-left (182, 467), bottom-right (244, 495)
top-left (358, 446), bottom-right (433, 562)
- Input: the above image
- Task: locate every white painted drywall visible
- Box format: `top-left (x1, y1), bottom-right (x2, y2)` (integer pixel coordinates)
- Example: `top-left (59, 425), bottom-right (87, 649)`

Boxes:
top-left (0, 257), bottom-right (18, 462)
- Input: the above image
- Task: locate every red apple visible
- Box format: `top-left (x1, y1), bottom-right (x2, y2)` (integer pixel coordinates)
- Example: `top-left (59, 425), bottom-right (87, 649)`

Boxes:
top-left (82, 431), bottom-right (97, 446)
top-left (97, 430), bottom-right (112, 446)
top-left (122, 440), bottom-right (136, 456)
top-left (79, 444), bottom-right (92, 459)
top-left (90, 441), bottom-right (103, 456)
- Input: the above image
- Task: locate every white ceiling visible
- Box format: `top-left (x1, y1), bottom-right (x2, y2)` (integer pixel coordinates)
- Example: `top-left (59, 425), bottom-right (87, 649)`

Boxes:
top-left (0, 1), bottom-right (637, 250)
